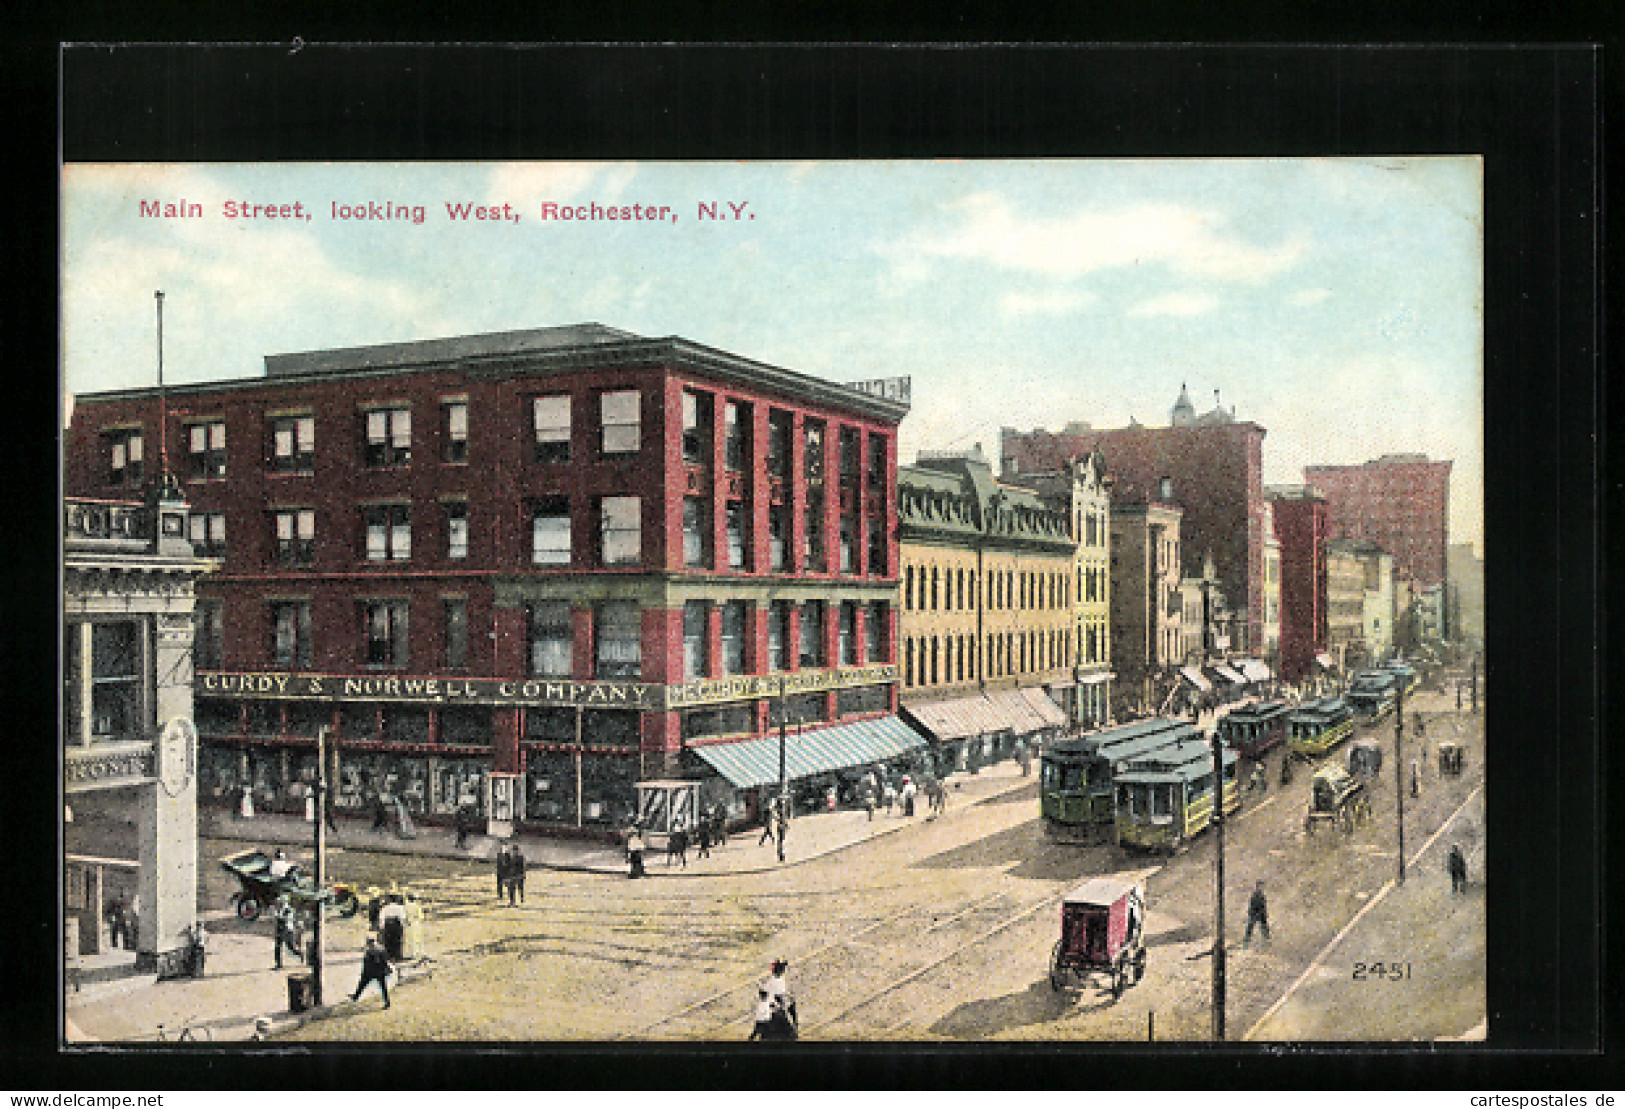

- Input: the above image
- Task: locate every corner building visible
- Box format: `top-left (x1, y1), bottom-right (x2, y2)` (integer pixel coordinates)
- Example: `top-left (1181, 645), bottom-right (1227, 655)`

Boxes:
top-left (65, 325), bottom-right (907, 834)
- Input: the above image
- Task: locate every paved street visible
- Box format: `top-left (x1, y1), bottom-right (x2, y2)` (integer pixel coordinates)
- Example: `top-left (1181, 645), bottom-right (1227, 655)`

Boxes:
top-left (65, 675), bottom-right (1484, 1045)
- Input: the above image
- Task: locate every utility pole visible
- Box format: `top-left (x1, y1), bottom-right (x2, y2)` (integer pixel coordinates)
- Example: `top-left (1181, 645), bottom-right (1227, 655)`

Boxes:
top-left (312, 725), bottom-right (327, 1006)
top-left (1210, 732), bottom-right (1227, 1041)
top-left (1470, 654), bottom-right (1479, 714)
top-left (1395, 684), bottom-right (1406, 884)
top-left (574, 705), bottom-right (584, 828)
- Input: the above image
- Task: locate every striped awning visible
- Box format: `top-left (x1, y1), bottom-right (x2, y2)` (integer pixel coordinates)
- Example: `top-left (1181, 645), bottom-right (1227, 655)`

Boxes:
top-left (1018, 687), bottom-right (1068, 728)
top-left (687, 715), bottom-right (927, 790)
top-left (1237, 659), bottom-right (1272, 683)
top-left (1181, 665), bottom-right (1213, 692)
top-left (984, 689), bottom-right (1052, 735)
top-left (1211, 665), bottom-right (1247, 684)
top-left (903, 695), bottom-right (1010, 741)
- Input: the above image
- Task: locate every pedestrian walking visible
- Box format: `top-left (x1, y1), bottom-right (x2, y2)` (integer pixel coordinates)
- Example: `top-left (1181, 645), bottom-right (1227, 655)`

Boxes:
top-left (883, 780), bottom-right (896, 814)
top-left (379, 896), bottom-right (408, 961)
top-left (496, 845), bottom-right (511, 900)
top-left (273, 895), bottom-right (302, 969)
top-left (775, 806), bottom-right (789, 864)
top-left (1280, 754), bottom-right (1295, 786)
top-left (1410, 758), bottom-right (1421, 799)
top-left (351, 934), bottom-right (392, 1009)
top-left (1017, 741), bottom-right (1032, 777)
top-left (862, 784), bottom-right (875, 822)
top-left (371, 794), bottom-right (389, 833)
top-left (696, 819), bottom-right (712, 859)
top-left (1244, 881), bottom-right (1271, 944)
top-left (748, 988), bottom-right (774, 1041)
top-left (1448, 844), bottom-right (1468, 893)
top-left (901, 776), bottom-right (917, 818)
top-left (104, 897), bottom-right (127, 950)
top-left (454, 806), bottom-right (471, 849)
top-left (766, 959), bottom-right (798, 1028)
top-left (758, 795), bottom-right (778, 846)
top-left (509, 845), bottom-right (527, 904)
top-left (626, 827), bottom-right (646, 879)
top-left (1248, 764), bottom-right (1267, 794)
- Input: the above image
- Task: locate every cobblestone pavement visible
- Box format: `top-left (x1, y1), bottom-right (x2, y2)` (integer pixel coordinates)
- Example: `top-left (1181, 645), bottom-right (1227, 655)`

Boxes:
top-left (65, 680), bottom-right (1485, 1045)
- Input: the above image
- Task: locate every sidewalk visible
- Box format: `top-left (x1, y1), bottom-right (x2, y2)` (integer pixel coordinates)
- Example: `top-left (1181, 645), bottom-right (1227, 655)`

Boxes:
top-left (65, 759), bottom-right (1039, 1044)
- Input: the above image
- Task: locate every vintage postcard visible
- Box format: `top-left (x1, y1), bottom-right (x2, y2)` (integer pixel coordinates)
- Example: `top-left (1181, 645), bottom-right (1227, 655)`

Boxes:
top-left (61, 157), bottom-right (1486, 1047)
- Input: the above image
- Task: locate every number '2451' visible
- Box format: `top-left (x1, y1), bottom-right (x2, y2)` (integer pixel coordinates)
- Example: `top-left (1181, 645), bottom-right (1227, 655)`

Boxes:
top-left (1352, 962), bottom-right (1412, 980)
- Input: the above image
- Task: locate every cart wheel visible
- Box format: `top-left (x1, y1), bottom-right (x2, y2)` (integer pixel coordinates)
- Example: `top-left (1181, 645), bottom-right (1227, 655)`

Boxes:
top-left (236, 895), bottom-right (261, 921)
top-left (1133, 948), bottom-right (1147, 984)
top-left (1111, 964), bottom-right (1127, 999)
top-left (336, 893), bottom-right (360, 918)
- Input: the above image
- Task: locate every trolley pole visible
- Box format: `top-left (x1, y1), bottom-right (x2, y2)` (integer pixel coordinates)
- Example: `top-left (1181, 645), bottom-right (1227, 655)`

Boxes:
top-left (1395, 685), bottom-right (1406, 884)
top-left (1210, 732), bottom-right (1227, 1042)
top-left (312, 726), bottom-right (326, 1006)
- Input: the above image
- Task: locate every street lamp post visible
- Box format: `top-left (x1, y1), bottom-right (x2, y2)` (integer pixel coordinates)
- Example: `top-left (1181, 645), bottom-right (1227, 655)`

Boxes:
top-left (312, 725), bottom-right (327, 1006)
top-left (1395, 683), bottom-right (1407, 884)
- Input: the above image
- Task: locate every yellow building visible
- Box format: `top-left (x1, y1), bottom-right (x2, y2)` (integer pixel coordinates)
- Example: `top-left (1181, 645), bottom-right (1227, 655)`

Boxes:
top-left (897, 448), bottom-right (1074, 772)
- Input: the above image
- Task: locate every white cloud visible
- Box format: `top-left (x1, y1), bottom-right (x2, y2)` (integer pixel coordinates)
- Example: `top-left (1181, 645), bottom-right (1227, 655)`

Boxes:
top-left (1128, 291), bottom-right (1217, 318)
top-left (1288, 287), bottom-right (1332, 307)
top-left (998, 289), bottom-right (1097, 317)
top-left (894, 193), bottom-right (1307, 284)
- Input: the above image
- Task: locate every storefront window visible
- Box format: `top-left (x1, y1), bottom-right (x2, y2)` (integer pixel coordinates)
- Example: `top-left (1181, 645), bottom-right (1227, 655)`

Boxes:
top-left (681, 704), bottom-right (754, 741)
top-left (441, 707), bottom-right (492, 746)
top-left (596, 602), bottom-right (642, 679)
top-left (245, 701), bottom-right (279, 737)
top-left (836, 684), bottom-right (888, 716)
top-left (387, 707), bottom-right (432, 745)
top-left (524, 751), bottom-right (637, 826)
top-left (90, 621), bottom-right (142, 740)
top-left (339, 702), bottom-right (381, 742)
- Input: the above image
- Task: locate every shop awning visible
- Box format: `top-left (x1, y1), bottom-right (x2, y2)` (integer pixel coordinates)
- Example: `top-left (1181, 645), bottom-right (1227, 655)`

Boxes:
top-left (985, 689), bottom-right (1053, 735)
top-left (1237, 659), bottom-right (1272, 683)
top-left (1180, 665), bottom-right (1212, 692)
top-left (1018, 687), bottom-right (1068, 728)
top-left (688, 715), bottom-right (927, 790)
top-left (902, 695), bottom-right (1010, 742)
top-left (1211, 665), bottom-right (1246, 684)
top-left (1314, 652), bottom-right (1337, 670)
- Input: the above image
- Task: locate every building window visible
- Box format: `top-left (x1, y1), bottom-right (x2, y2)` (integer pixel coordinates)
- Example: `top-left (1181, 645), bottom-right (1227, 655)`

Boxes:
top-left (273, 509), bottom-right (316, 567)
top-left (271, 415), bottom-right (315, 473)
top-left (595, 602), bottom-right (641, 679)
top-left (600, 496), bottom-right (642, 567)
top-left (768, 601), bottom-right (791, 671)
top-left (803, 493), bottom-right (825, 572)
top-left (724, 400), bottom-right (751, 472)
top-left (726, 502), bottom-right (750, 571)
top-left (89, 622), bottom-right (143, 739)
top-left (721, 601), bottom-right (747, 675)
top-left (528, 602), bottom-right (573, 678)
top-left (804, 420), bottom-right (825, 484)
top-left (683, 391), bottom-right (713, 464)
top-left (839, 513), bottom-right (858, 574)
top-left (867, 519), bottom-right (887, 576)
top-left (839, 428), bottom-right (861, 491)
top-left (799, 601), bottom-right (825, 668)
top-left (442, 401), bottom-right (469, 464)
top-left (600, 389), bottom-right (641, 456)
top-left (866, 602), bottom-right (886, 662)
top-left (363, 408), bottom-right (411, 468)
top-left (931, 567), bottom-right (940, 610)
top-left (682, 498), bottom-right (712, 568)
top-left (768, 505), bottom-right (790, 571)
top-left (364, 505), bottom-right (412, 562)
top-left (683, 601), bottom-right (709, 679)
top-left (445, 502), bottom-right (469, 560)
top-left (189, 512), bottom-right (226, 558)
top-left (104, 429), bottom-right (143, 487)
top-left (270, 601), bottom-right (313, 669)
top-left (838, 602), bottom-right (857, 666)
top-left (364, 601), bottom-right (409, 669)
top-left (188, 421), bottom-right (227, 480)
top-left (533, 395), bottom-right (571, 464)
top-left (768, 411), bottom-right (792, 481)
top-left (531, 497), bottom-right (571, 567)
top-left (194, 601), bottom-right (224, 671)
top-left (443, 599), bottom-right (468, 670)
top-left (904, 638), bottom-right (914, 687)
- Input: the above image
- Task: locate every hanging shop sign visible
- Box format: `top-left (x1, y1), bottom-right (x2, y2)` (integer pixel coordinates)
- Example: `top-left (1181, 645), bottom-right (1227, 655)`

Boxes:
top-left (663, 665), bottom-right (898, 709)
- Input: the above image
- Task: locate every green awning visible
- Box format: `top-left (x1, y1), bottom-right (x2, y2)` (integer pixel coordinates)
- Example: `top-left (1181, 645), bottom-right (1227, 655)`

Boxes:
top-left (687, 715), bottom-right (927, 790)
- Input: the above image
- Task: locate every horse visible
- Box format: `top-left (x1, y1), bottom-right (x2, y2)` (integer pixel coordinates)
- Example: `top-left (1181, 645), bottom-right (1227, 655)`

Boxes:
top-left (925, 778), bottom-right (946, 815)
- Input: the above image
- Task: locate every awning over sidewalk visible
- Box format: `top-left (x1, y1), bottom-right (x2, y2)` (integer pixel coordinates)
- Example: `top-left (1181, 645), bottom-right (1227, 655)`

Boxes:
top-left (1315, 652), bottom-right (1337, 670)
top-left (1211, 665), bottom-right (1246, 684)
top-left (902, 695), bottom-right (1010, 741)
top-left (1180, 665), bottom-right (1213, 692)
top-left (688, 715), bottom-right (927, 790)
top-left (1237, 659), bottom-right (1272, 683)
top-left (984, 689), bottom-right (1053, 735)
top-left (1018, 687), bottom-right (1068, 728)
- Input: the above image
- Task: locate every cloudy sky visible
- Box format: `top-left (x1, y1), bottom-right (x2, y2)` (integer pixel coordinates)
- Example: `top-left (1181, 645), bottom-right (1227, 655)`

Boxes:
top-left (61, 159), bottom-right (1483, 551)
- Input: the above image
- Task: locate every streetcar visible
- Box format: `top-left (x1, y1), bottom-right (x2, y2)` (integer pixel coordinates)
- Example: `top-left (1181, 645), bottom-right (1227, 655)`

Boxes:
top-left (1040, 717), bottom-right (1196, 842)
top-left (1287, 696), bottom-right (1355, 759)
top-left (1215, 699), bottom-right (1291, 759)
top-left (1114, 734), bottom-right (1240, 852)
top-left (1346, 669), bottom-right (1399, 723)
top-left (1380, 658), bottom-right (1420, 697)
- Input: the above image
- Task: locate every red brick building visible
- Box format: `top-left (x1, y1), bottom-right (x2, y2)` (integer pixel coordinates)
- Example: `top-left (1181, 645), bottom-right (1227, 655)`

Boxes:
top-left (1266, 486), bottom-right (1330, 685)
top-left (65, 324), bottom-right (911, 835)
top-left (1303, 454), bottom-right (1453, 591)
top-left (1002, 400), bottom-right (1270, 654)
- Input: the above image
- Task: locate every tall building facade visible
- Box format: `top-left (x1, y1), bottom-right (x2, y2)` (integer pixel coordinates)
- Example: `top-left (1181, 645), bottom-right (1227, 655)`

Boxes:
top-left (1267, 485), bottom-right (1330, 685)
top-left (1447, 542), bottom-right (1484, 650)
top-left (1107, 483), bottom-right (1183, 719)
top-left (66, 325), bottom-right (908, 834)
top-left (1325, 541), bottom-right (1368, 670)
top-left (1002, 390), bottom-right (1270, 653)
top-left (896, 448), bottom-right (1073, 770)
top-left (1303, 454), bottom-right (1453, 590)
top-left (63, 480), bottom-right (212, 968)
